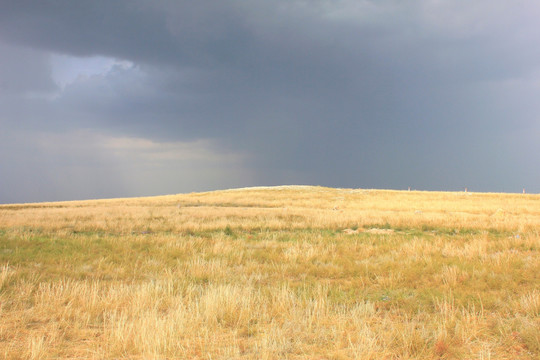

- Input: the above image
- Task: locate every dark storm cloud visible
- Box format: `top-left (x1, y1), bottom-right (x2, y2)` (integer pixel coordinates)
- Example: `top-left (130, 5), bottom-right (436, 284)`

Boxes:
top-left (1, 0), bottom-right (540, 202)
top-left (0, 1), bottom-right (174, 63)
top-left (0, 42), bottom-right (57, 94)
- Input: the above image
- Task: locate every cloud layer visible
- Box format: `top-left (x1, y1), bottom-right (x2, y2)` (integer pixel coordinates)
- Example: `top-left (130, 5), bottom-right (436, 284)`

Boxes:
top-left (1, 0), bottom-right (539, 202)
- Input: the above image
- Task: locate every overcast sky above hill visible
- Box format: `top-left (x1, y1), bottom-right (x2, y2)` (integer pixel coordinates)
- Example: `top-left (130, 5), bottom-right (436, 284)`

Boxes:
top-left (1, 1), bottom-right (539, 203)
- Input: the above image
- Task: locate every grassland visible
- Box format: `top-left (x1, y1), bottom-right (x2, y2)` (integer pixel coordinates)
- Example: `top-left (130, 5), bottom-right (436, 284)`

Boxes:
top-left (0, 185), bottom-right (538, 359)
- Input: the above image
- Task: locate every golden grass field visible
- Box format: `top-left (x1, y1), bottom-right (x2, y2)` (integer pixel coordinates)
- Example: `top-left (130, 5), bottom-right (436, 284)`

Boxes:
top-left (0, 185), bottom-right (539, 359)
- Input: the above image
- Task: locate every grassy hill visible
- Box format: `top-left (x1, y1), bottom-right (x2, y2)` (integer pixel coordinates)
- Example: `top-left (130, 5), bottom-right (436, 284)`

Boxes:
top-left (0, 186), bottom-right (539, 359)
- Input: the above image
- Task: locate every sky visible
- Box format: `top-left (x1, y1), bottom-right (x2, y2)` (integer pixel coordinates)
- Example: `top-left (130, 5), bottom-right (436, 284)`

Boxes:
top-left (1, 0), bottom-right (539, 203)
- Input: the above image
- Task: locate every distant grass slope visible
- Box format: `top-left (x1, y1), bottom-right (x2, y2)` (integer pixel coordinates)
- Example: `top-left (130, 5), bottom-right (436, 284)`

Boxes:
top-left (0, 186), bottom-right (539, 359)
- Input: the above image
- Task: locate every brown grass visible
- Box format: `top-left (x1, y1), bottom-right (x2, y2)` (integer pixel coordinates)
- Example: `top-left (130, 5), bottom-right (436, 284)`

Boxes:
top-left (0, 185), bottom-right (538, 359)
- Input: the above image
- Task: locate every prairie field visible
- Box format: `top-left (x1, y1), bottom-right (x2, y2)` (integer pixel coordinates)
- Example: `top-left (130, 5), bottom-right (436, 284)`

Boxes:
top-left (0, 186), bottom-right (539, 359)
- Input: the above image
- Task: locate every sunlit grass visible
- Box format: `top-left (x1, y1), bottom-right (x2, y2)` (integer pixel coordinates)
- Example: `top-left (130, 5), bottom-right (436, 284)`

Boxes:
top-left (0, 186), bottom-right (538, 359)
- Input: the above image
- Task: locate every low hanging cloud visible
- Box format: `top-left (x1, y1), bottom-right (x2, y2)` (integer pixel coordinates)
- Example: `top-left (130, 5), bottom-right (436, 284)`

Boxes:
top-left (1, 0), bottom-right (540, 203)
top-left (0, 129), bottom-right (252, 203)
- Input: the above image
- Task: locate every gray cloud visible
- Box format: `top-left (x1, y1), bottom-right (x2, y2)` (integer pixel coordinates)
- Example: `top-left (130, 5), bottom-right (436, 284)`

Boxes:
top-left (0, 42), bottom-right (57, 94)
top-left (1, 0), bottom-right (539, 203)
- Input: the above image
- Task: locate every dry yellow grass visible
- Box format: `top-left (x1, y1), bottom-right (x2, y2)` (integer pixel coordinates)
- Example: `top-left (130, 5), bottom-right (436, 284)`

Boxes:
top-left (0, 186), bottom-right (538, 359)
